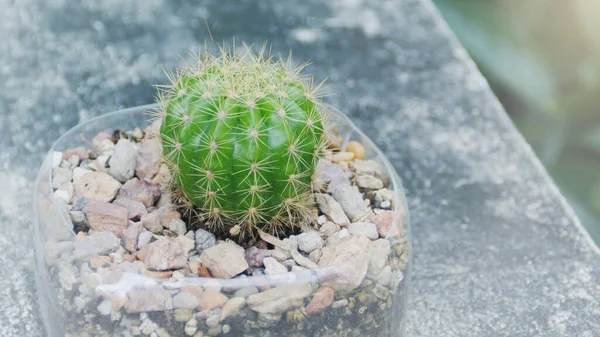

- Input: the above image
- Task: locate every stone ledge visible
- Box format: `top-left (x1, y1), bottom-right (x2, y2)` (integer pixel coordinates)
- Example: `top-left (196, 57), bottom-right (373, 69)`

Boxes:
top-left (0, 0), bottom-right (598, 336)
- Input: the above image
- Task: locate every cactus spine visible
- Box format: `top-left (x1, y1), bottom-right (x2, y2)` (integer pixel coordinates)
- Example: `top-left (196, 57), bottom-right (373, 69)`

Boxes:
top-left (156, 45), bottom-right (329, 236)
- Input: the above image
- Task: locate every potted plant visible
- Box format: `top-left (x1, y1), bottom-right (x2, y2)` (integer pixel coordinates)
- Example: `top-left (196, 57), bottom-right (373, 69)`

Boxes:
top-left (33, 44), bottom-right (410, 337)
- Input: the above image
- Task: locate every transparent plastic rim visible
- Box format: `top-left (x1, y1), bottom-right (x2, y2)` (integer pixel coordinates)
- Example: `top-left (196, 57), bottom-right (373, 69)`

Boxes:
top-left (39, 103), bottom-right (411, 288)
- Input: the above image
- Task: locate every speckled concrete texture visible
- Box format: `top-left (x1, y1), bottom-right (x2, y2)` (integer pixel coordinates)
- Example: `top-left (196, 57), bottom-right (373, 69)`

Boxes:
top-left (1, 0), bottom-right (599, 336)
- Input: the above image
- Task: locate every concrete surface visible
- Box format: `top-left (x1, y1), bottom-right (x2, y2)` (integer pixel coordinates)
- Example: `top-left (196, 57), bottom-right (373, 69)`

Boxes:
top-left (1, 0), bottom-right (599, 336)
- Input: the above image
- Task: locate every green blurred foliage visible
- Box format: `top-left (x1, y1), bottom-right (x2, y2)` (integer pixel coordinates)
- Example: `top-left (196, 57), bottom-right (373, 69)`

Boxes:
top-left (434, 0), bottom-right (600, 243)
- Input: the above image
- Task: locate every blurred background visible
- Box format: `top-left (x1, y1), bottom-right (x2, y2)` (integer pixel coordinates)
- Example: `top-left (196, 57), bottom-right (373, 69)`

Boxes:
top-left (434, 0), bottom-right (600, 244)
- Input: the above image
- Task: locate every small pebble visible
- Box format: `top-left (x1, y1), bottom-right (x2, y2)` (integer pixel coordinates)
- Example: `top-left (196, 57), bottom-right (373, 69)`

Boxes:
top-left (309, 249), bottom-right (322, 263)
top-left (332, 299), bottom-right (348, 309)
top-left (205, 314), bottom-right (219, 328)
top-left (169, 218), bottom-right (187, 236)
top-left (195, 229), bottom-right (216, 252)
top-left (347, 222), bottom-right (379, 240)
top-left (220, 297), bottom-right (245, 321)
top-left (207, 325), bottom-right (222, 336)
top-left (355, 175), bottom-right (384, 190)
top-left (97, 300), bottom-right (112, 316)
top-left (332, 151), bottom-right (355, 163)
top-left (234, 286), bottom-right (259, 298)
top-left (52, 167), bottom-right (72, 189)
top-left (185, 230), bottom-right (195, 241)
top-left (54, 189), bottom-right (71, 203)
top-left (72, 167), bottom-right (92, 181)
top-left (184, 318), bottom-right (197, 336)
top-left (229, 225), bottom-right (241, 236)
top-left (263, 257), bottom-right (287, 275)
top-left (319, 221), bottom-right (339, 236)
top-left (137, 231), bottom-right (153, 248)
top-left (131, 127), bottom-right (143, 139)
top-left (99, 138), bottom-right (115, 154)
top-left (345, 141), bottom-right (365, 159)
top-left (296, 232), bottom-right (324, 253)
top-left (52, 151), bottom-right (63, 168)
top-left (174, 309), bottom-right (194, 322)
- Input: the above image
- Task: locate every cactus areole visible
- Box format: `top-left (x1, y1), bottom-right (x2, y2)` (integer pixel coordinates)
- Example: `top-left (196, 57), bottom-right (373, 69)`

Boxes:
top-left (157, 46), bottom-right (329, 236)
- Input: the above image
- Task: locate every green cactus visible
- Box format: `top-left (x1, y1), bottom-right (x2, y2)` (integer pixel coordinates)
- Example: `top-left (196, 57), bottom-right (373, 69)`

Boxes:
top-left (156, 45), bottom-right (330, 236)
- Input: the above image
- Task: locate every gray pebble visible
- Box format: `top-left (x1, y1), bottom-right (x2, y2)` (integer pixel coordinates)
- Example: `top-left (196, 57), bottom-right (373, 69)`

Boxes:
top-left (184, 318), bottom-right (197, 336)
top-left (319, 221), bottom-right (339, 236)
top-left (282, 259), bottom-right (297, 269)
top-left (108, 139), bottom-right (137, 182)
top-left (308, 249), bottom-right (322, 263)
top-left (347, 222), bottom-right (379, 240)
top-left (315, 193), bottom-right (350, 226)
top-left (331, 184), bottom-right (369, 220)
top-left (222, 324), bottom-right (231, 334)
top-left (184, 230), bottom-right (195, 241)
top-left (52, 166), bottom-right (72, 189)
top-left (332, 299), bottom-right (348, 309)
top-left (69, 211), bottom-right (89, 232)
top-left (205, 314), bottom-right (220, 328)
top-left (52, 151), bottom-right (63, 168)
top-left (72, 167), bottom-right (92, 181)
top-left (169, 218), bottom-right (187, 236)
top-left (172, 292), bottom-right (199, 310)
top-left (207, 325), bottom-right (222, 336)
top-left (74, 296), bottom-right (87, 311)
top-left (234, 286), bottom-right (259, 298)
top-left (195, 229), bottom-right (216, 252)
top-left (60, 155), bottom-right (80, 170)
top-left (174, 309), bottom-right (194, 322)
top-left (72, 196), bottom-right (89, 211)
top-left (263, 257), bottom-right (287, 275)
top-left (97, 300), bottom-right (112, 316)
top-left (73, 231), bottom-right (121, 260)
top-left (137, 231), bottom-right (153, 248)
top-left (296, 231), bottom-right (324, 253)
top-left (355, 174), bottom-right (384, 189)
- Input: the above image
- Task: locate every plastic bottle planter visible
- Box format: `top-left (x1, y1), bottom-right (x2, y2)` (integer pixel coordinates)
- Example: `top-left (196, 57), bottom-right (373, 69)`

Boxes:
top-left (33, 104), bottom-right (411, 337)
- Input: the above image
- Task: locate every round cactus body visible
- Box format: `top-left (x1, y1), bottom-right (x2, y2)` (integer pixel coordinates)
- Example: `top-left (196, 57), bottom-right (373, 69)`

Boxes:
top-left (158, 46), bottom-right (329, 235)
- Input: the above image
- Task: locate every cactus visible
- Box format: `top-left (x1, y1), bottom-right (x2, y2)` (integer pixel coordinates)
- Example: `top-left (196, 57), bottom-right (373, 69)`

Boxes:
top-left (156, 45), bottom-right (330, 236)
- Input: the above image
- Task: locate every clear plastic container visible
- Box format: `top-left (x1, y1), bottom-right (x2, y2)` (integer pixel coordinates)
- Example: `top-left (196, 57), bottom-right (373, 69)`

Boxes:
top-left (33, 104), bottom-right (411, 337)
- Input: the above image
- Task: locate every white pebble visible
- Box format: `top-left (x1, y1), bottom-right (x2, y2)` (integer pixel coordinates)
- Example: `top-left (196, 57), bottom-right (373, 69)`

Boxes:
top-left (205, 314), bottom-right (220, 328)
top-left (184, 318), bottom-right (197, 336)
top-left (347, 222), bottom-right (379, 240)
top-left (137, 231), bottom-right (153, 248)
top-left (100, 139), bottom-right (115, 154)
top-left (54, 189), bottom-right (71, 204)
top-left (296, 232), bottom-right (324, 253)
top-left (52, 151), bottom-right (63, 168)
top-left (263, 257), bottom-right (288, 275)
top-left (139, 319), bottom-right (155, 334)
top-left (73, 167), bottom-right (92, 182)
top-left (332, 299), bottom-right (348, 309)
top-left (97, 300), bottom-right (112, 316)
